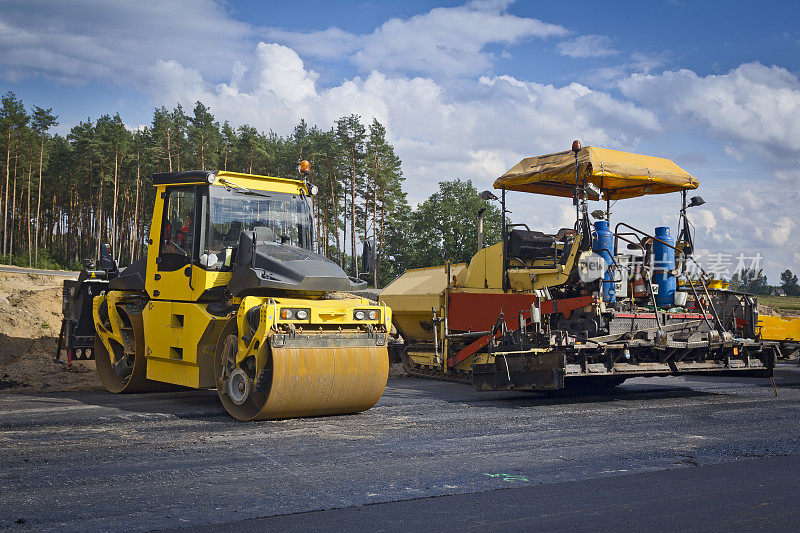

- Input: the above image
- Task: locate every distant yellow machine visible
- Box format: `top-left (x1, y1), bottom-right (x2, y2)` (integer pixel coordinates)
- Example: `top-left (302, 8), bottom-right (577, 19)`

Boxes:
top-left (758, 314), bottom-right (800, 357)
top-left (69, 167), bottom-right (390, 420)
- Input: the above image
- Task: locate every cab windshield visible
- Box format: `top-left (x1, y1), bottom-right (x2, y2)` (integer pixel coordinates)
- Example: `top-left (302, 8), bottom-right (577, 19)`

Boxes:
top-left (204, 185), bottom-right (313, 269)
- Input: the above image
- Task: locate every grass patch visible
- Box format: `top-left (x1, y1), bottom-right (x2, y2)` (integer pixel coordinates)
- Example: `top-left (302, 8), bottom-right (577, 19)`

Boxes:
top-left (0, 249), bottom-right (80, 271)
top-left (759, 296), bottom-right (800, 311)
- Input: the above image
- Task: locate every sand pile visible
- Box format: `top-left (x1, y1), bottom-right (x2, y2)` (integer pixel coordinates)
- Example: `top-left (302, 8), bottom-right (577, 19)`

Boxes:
top-left (758, 303), bottom-right (800, 318)
top-left (0, 272), bottom-right (101, 392)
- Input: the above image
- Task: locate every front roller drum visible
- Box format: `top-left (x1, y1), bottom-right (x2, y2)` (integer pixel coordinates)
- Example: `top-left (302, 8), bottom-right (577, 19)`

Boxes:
top-left (215, 321), bottom-right (389, 421)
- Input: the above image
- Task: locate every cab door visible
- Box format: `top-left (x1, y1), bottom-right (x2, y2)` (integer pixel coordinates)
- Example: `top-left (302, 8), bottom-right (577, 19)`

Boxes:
top-left (147, 185), bottom-right (204, 302)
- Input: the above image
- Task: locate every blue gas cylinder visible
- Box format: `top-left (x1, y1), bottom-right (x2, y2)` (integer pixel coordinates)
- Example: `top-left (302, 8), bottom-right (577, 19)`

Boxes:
top-left (653, 226), bottom-right (676, 307)
top-left (592, 220), bottom-right (615, 302)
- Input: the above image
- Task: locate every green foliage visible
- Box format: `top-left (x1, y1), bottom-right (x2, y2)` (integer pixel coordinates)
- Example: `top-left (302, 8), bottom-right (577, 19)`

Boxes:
top-left (409, 179), bottom-right (503, 267)
top-left (0, 248), bottom-right (80, 271)
top-left (0, 91), bottom-right (408, 285)
top-left (730, 268), bottom-right (771, 295)
top-left (759, 296), bottom-right (800, 311)
top-left (779, 269), bottom-right (800, 296)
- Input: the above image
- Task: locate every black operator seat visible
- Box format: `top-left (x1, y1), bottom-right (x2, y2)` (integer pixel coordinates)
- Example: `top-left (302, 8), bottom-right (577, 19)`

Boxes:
top-left (507, 229), bottom-right (556, 261)
top-left (553, 228), bottom-right (577, 265)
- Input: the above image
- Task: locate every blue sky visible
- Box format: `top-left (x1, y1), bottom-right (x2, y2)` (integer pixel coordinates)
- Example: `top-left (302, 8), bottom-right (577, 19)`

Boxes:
top-left (1, 0), bottom-right (799, 279)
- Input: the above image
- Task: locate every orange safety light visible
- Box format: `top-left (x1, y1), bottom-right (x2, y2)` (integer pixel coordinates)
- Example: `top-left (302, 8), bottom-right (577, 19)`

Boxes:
top-left (299, 160), bottom-right (311, 174)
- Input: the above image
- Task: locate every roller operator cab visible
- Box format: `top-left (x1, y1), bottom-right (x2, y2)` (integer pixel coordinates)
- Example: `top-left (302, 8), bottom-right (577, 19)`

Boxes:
top-left (91, 169), bottom-right (390, 420)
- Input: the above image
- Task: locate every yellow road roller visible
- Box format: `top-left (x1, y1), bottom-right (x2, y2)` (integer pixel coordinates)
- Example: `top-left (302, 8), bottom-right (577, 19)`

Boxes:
top-left (74, 167), bottom-right (389, 420)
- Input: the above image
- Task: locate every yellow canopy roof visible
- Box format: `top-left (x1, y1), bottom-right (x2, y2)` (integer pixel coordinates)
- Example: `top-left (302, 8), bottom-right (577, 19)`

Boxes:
top-left (494, 146), bottom-right (699, 200)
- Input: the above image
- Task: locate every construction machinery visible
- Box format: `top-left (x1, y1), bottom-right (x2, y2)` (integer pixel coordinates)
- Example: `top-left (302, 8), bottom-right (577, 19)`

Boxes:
top-left (381, 142), bottom-right (776, 390)
top-left (758, 314), bottom-right (800, 358)
top-left (60, 165), bottom-right (390, 420)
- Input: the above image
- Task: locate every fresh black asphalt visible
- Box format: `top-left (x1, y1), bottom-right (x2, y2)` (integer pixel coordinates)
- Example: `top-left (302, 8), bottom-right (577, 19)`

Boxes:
top-left (1, 364), bottom-right (799, 531)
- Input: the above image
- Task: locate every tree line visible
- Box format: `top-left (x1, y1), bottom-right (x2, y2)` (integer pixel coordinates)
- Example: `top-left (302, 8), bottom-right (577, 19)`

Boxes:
top-left (729, 268), bottom-right (800, 297)
top-left (0, 91), bottom-right (502, 287)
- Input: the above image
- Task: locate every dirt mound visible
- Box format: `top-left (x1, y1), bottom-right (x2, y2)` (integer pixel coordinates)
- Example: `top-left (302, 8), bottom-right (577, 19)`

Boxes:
top-left (0, 272), bottom-right (101, 392)
top-left (0, 273), bottom-right (63, 338)
top-left (0, 335), bottom-right (100, 392)
top-left (758, 303), bottom-right (800, 318)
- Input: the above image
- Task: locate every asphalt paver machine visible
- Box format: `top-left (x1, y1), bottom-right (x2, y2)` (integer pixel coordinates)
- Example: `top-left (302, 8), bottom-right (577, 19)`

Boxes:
top-left (381, 142), bottom-right (776, 390)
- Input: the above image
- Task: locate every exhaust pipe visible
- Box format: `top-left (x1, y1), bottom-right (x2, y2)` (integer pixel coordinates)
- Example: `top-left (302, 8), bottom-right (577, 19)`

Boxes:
top-left (477, 207), bottom-right (486, 251)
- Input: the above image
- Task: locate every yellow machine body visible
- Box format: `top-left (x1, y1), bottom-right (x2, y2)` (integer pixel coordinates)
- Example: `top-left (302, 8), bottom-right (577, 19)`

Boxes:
top-left (758, 314), bottom-right (800, 343)
top-left (381, 231), bottom-right (586, 374)
top-left (92, 170), bottom-right (391, 420)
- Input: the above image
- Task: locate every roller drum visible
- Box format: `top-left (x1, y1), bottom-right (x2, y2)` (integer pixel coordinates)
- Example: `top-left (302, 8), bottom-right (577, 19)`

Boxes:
top-left (94, 299), bottom-right (163, 393)
top-left (215, 322), bottom-right (388, 421)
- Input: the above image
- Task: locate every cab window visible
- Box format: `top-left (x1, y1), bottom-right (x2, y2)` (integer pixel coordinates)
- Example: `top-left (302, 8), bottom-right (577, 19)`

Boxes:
top-left (202, 185), bottom-right (313, 271)
top-left (159, 186), bottom-right (196, 269)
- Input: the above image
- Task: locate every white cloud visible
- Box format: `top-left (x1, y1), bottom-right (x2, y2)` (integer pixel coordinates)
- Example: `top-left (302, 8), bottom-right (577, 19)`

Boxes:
top-left (556, 35), bottom-right (619, 58)
top-left (144, 42), bottom-right (660, 206)
top-left (0, 0), bottom-right (251, 85)
top-left (261, 27), bottom-right (361, 61)
top-left (690, 208), bottom-right (717, 230)
top-left (723, 143), bottom-right (744, 162)
top-left (775, 168), bottom-right (800, 185)
top-left (619, 62), bottom-right (800, 160)
top-left (765, 217), bottom-right (796, 246)
top-left (718, 206), bottom-right (736, 221)
top-left (265, 2), bottom-right (568, 77)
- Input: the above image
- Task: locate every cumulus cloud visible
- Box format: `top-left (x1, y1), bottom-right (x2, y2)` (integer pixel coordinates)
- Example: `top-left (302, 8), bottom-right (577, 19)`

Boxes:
top-left (145, 42), bottom-right (660, 205)
top-left (264, 2), bottom-right (568, 77)
top-left (556, 35), bottom-right (619, 58)
top-left (690, 209), bottom-right (717, 230)
top-left (718, 206), bottom-right (736, 221)
top-left (619, 62), bottom-right (800, 161)
top-left (723, 143), bottom-right (744, 162)
top-left (765, 217), bottom-right (795, 246)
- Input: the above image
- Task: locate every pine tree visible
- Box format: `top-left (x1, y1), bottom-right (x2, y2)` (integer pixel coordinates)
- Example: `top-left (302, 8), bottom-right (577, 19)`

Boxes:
top-left (96, 113), bottom-right (129, 256)
top-left (780, 269), bottom-right (799, 296)
top-left (1, 92), bottom-right (30, 256)
top-left (336, 115), bottom-right (366, 277)
top-left (188, 101), bottom-right (220, 170)
top-left (30, 106), bottom-right (58, 267)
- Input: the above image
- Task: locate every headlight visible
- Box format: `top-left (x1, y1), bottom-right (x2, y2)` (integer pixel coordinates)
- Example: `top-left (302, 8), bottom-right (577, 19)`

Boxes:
top-left (354, 309), bottom-right (379, 320)
top-left (280, 309), bottom-right (293, 319)
top-left (295, 309), bottom-right (308, 320)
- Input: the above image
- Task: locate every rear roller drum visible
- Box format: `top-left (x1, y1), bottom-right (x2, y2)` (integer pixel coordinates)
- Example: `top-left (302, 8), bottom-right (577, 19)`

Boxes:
top-left (94, 302), bottom-right (158, 393)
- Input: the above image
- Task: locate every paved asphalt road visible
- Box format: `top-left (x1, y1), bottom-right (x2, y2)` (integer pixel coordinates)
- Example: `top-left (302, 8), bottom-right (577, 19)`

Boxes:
top-left (1, 365), bottom-right (799, 531)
